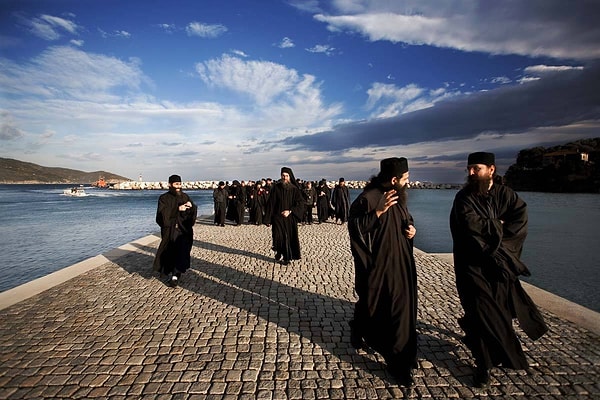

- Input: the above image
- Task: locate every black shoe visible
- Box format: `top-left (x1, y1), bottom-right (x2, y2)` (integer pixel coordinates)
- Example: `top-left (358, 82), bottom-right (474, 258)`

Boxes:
top-left (473, 367), bottom-right (490, 388)
top-left (281, 259), bottom-right (290, 265)
top-left (275, 252), bottom-right (282, 261)
top-left (387, 365), bottom-right (414, 387)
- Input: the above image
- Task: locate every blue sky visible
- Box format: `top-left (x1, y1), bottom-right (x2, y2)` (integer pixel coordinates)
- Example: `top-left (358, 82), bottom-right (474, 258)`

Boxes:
top-left (1, 0), bottom-right (599, 183)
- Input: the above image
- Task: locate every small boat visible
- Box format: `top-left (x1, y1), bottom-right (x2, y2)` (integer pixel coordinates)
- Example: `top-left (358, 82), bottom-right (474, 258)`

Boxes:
top-left (63, 186), bottom-right (87, 197)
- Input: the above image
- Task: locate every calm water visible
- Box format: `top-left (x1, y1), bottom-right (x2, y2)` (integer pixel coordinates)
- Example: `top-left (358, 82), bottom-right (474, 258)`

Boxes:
top-left (0, 185), bottom-right (598, 312)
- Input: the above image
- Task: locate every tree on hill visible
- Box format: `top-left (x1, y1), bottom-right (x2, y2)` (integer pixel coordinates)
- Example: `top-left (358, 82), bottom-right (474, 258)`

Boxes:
top-left (504, 138), bottom-right (600, 193)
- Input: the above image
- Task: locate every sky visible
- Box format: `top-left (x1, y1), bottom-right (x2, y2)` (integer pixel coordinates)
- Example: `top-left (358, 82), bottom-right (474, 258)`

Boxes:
top-left (1, 0), bottom-right (599, 184)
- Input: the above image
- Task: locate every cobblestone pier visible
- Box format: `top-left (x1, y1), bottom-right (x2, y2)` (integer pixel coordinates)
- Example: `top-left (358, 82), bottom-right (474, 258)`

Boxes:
top-left (1, 216), bottom-right (598, 399)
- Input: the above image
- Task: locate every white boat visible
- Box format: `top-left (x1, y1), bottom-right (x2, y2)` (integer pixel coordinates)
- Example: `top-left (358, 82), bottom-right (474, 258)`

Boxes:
top-left (63, 186), bottom-right (87, 197)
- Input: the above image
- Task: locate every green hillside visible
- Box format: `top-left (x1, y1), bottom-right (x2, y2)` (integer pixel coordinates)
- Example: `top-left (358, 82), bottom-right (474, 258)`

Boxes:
top-left (0, 158), bottom-right (131, 184)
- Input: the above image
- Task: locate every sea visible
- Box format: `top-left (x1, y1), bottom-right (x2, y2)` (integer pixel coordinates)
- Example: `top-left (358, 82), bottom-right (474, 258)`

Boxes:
top-left (0, 184), bottom-right (598, 312)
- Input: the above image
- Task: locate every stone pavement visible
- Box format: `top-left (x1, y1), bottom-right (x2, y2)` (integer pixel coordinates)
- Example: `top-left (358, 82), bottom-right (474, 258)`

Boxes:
top-left (0, 216), bottom-right (599, 399)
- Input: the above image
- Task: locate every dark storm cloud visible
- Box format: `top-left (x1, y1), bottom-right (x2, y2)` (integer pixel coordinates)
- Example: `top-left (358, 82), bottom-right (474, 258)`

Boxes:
top-left (281, 62), bottom-right (600, 152)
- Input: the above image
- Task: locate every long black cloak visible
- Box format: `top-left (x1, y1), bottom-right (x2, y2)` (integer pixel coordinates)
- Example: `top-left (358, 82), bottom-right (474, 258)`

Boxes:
top-left (264, 182), bottom-right (304, 262)
top-left (450, 183), bottom-right (547, 370)
top-left (226, 185), bottom-right (244, 224)
top-left (348, 186), bottom-right (418, 368)
top-left (332, 184), bottom-right (350, 222)
top-left (316, 184), bottom-right (331, 222)
top-left (153, 190), bottom-right (197, 275)
top-left (213, 187), bottom-right (228, 225)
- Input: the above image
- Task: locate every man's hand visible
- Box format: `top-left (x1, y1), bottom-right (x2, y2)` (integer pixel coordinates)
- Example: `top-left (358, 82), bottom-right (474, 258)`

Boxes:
top-left (179, 201), bottom-right (192, 211)
top-left (281, 210), bottom-right (291, 217)
top-left (376, 190), bottom-right (398, 218)
top-left (404, 224), bottom-right (416, 239)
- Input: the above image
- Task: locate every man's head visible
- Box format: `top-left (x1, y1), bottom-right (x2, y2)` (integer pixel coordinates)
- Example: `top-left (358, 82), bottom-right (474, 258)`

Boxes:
top-left (218, 181), bottom-right (225, 189)
top-left (280, 167), bottom-right (295, 186)
top-left (339, 177), bottom-right (346, 186)
top-left (379, 157), bottom-right (409, 189)
top-left (465, 152), bottom-right (496, 194)
top-left (168, 174), bottom-right (182, 193)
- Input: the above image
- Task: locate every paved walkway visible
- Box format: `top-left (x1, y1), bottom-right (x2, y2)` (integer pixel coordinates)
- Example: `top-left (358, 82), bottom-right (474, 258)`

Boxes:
top-left (0, 216), bottom-right (599, 399)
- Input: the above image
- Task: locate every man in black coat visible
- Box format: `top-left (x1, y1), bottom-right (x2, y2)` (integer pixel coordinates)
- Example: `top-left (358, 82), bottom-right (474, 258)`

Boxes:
top-left (450, 152), bottom-right (548, 387)
top-left (153, 174), bottom-right (197, 287)
top-left (348, 157), bottom-right (417, 386)
top-left (264, 167), bottom-right (305, 265)
top-left (213, 181), bottom-right (227, 227)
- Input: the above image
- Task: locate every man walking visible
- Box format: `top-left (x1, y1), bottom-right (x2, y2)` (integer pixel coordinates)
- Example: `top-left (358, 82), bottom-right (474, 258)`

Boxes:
top-left (348, 157), bottom-right (418, 386)
top-left (265, 167), bottom-right (305, 265)
top-left (331, 177), bottom-right (350, 224)
top-left (153, 175), bottom-right (197, 287)
top-left (450, 152), bottom-right (548, 387)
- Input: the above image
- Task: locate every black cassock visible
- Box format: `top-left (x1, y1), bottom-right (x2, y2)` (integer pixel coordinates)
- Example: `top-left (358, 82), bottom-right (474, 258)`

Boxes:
top-left (450, 183), bottom-right (547, 370)
top-left (226, 185), bottom-right (245, 224)
top-left (153, 190), bottom-right (197, 275)
top-left (332, 185), bottom-right (350, 222)
top-left (348, 187), bottom-right (417, 369)
top-left (265, 182), bottom-right (304, 262)
top-left (316, 184), bottom-right (331, 222)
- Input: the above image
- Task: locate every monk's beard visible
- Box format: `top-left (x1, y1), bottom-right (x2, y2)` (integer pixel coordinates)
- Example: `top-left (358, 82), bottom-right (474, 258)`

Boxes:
top-left (394, 182), bottom-right (408, 208)
top-left (464, 175), bottom-right (492, 195)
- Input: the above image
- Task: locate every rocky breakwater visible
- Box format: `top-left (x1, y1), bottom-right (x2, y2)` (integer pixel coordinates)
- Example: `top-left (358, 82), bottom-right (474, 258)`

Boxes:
top-left (111, 181), bottom-right (221, 190)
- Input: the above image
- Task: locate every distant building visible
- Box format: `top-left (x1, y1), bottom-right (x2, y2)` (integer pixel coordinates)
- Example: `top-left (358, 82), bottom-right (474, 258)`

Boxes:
top-left (542, 150), bottom-right (589, 167)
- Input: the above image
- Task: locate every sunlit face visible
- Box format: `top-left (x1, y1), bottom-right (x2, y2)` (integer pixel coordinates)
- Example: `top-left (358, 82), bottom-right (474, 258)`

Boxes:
top-left (281, 172), bottom-right (291, 183)
top-left (392, 171), bottom-right (410, 189)
top-left (169, 181), bottom-right (182, 192)
top-left (467, 164), bottom-right (495, 180)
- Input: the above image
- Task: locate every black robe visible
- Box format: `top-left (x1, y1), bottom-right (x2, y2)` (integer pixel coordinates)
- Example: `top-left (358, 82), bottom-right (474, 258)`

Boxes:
top-left (332, 184), bottom-right (350, 223)
top-left (213, 188), bottom-right (228, 225)
top-left (316, 184), bottom-right (331, 222)
top-left (226, 185), bottom-right (245, 224)
top-left (153, 190), bottom-right (197, 275)
top-left (348, 186), bottom-right (418, 368)
top-left (450, 183), bottom-right (548, 370)
top-left (248, 187), bottom-right (266, 225)
top-left (264, 182), bottom-right (304, 262)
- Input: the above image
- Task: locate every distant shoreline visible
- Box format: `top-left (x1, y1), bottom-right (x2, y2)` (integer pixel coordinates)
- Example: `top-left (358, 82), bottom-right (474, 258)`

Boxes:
top-left (1, 181), bottom-right (462, 190)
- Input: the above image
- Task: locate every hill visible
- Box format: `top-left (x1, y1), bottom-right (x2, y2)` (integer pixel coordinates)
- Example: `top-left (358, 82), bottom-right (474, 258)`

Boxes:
top-left (0, 158), bottom-right (131, 184)
top-left (504, 138), bottom-right (600, 193)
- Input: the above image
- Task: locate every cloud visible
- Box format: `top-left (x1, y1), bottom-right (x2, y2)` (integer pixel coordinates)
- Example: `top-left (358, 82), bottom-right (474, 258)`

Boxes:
top-left (195, 54), bottom-right (337, 115)
top-left (0, 112), bottom-right (25, 140)
top-left (19, 14), bottom-right (80, 41)
top-left (365, 82), bottom-right (454, 118)
top-left (277, 37), bottom-right (295, 48)
top-left (230, 49), bottom-right (249, 57)
top-left (314, 1), bottom-right (600, 60)
top-left (156, 23), bottom-right (177, 34)
top-left (0, 46), bottom-right (146, 102)
top-left (306, 44), bottom-right (335, 55)
top-left (186, 22), bottom-right (228, 38)
top-left (281, 63), bottom-right (600, 151)
top-left (115, 30), bottom-right (131, 38)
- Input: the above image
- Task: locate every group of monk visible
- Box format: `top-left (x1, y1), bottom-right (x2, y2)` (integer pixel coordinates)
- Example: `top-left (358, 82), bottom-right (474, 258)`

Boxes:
top-left (211, 176), bottom-right (352, 228)
top-left (154, 154), bottom-right (548, 390)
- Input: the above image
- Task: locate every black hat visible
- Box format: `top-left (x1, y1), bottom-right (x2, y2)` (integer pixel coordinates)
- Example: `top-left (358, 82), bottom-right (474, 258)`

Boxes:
top-left (218, 181), bottom-right (225, 186)
top-left (339, 177), bottom-right (345, 183)
top-left (379, 157), bottom-right (408, 179)
top-left (467, 152), bottom-right (495, 166)
top-left (168, 174), bottom-right (182, 183)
